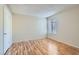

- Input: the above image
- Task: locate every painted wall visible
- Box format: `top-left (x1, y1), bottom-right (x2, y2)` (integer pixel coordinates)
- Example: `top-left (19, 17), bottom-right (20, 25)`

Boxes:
top-left (0, 5), bottom-right (4, 54)
top-left (3, 5), bottom-right (12, 53)
top-left (0, 5), bottom-right (12, 54)
top-left (48, 7), bottom-right (79, 48)
top-left (12, 14), bottom-right (47, 42)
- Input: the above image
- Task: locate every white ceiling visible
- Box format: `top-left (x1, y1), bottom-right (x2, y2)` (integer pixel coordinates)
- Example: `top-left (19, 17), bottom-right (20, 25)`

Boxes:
top-left (8, 4), bottom-right (78, 17)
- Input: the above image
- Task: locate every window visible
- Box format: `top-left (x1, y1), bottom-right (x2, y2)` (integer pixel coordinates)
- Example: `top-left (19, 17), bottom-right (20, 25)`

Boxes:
top-left (51, 19), bottom-right (57, 34)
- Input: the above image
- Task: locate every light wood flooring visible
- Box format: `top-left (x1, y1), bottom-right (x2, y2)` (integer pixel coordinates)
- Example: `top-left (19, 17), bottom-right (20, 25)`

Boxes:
top-left (5, 38), bottom-right (79, 55)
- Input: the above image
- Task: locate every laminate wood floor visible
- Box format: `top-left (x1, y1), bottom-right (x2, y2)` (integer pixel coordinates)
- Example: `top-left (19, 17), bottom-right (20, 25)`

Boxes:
top-left (5, 38), bottom-right (79, 55)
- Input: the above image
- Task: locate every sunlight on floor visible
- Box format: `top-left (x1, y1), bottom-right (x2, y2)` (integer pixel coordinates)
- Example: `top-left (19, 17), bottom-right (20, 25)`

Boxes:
top-left (48, 43), bottom-right (58, 55)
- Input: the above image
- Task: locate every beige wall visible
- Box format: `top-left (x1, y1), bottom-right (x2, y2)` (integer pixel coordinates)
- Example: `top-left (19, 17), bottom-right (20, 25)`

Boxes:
top-left (12, 14), bottom-right (47, 42)
top-left (48, 7), bottom-right (79, 48)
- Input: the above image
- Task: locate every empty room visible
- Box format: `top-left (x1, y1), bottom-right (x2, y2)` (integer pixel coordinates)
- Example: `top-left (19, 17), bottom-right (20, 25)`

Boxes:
top-left (0, 4), bottom-right (79, 55)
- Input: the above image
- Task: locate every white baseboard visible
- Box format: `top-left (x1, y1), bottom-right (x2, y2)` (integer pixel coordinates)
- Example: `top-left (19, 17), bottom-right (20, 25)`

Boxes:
top-left (13, 35), bottom-right (46, 43)
top-left (48, 37), bottom-right (79, 48)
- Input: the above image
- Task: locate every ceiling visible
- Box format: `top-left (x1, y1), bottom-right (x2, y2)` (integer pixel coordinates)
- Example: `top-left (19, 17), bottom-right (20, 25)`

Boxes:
top-left (8, 4), bottom-right (78, 17)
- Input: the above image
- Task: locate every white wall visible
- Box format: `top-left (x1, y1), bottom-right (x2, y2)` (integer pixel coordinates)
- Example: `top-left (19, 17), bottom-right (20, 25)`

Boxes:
top-left (48, 7), bottom-right (79, 48)
top-left (0, 5), bottom-right (12, 54)
top-left (0, 5), bottom-right (4, 54)
top-left (12, 14), bottom-right (47, 42)
top-left (3, 5), bottom-right (12, 53)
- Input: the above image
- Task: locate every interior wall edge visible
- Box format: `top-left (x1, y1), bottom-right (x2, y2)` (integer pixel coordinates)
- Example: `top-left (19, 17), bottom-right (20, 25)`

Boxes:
top-left (48, 37), bottom-right (79, 48)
